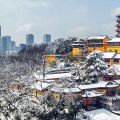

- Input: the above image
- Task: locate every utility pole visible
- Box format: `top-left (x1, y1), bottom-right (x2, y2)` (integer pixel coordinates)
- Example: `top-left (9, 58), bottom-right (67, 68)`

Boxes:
top-left (43, 55), bottom-right (46, 80)
top-left (94, 44), bottom-right (95, 50)
top-left (41, 55), bottom-right (46, 89)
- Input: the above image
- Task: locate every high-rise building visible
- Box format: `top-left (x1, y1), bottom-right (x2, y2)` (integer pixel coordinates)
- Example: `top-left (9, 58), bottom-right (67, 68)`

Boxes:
top-left (15, 46), bottom-right (20, 53)
top-left (2, 36), bottom-right (11, 54)
top-left (26, 34), bottom-right (34, 45)
top-left (0, 26), bottom-right (1, 37)
top-left (11, 41), bottom-right (16, 51)
top-left (0, 37), bottom-right (2, 55)
top-left (0, 26), bottom-right (2, 55)
top-left (43, 34), bottom-right (51, 44)
top-left (19, 44), bottom-right (26, 52)
top-left (116, 15), bottom-right (120, 37)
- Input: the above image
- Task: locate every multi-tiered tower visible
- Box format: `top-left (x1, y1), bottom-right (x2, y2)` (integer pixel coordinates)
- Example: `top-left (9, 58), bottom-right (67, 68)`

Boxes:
top-left (116, 15), bottom-right (120, 37)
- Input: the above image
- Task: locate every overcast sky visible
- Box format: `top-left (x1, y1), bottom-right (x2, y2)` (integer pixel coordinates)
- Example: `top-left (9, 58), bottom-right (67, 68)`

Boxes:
top-left (0, 0), bottom-right (120, 45)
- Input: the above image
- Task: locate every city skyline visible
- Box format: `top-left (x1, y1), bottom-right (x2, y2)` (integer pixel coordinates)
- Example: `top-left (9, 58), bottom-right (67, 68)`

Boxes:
top-left (0, 25), bottom-right (52, 45)
top-left (0, 27), bottom-right (53, 55)
top-left (0, 0), bottom-right (120, 44)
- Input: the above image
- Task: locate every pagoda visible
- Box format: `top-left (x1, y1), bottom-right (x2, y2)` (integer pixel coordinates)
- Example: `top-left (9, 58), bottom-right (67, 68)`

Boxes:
top-left (116, 15), bottom-right (120, 37)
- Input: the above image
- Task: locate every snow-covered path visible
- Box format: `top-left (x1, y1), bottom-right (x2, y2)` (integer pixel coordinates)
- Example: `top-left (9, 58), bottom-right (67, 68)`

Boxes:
top-left (87, 109), bottom-right (120, 120)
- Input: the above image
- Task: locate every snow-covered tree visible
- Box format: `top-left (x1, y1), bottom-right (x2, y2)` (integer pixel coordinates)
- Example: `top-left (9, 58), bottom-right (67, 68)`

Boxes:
top-left (80, 50), bottom-right (108, 84)
top-left (0, 78), bottom-right (85, 120)
top-left (0, 53), bottom-right (91, 120)
top-left (55, 37), bottom-right (77, 55)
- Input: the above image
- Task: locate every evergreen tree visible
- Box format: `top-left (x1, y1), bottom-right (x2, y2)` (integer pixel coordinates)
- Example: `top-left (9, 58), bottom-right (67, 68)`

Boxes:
top-left (80, 50), bottom-right (108, 84)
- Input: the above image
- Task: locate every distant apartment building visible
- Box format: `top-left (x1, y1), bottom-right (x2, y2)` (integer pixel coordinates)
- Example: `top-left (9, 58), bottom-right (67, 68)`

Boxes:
top-left (26, 34), bottom-right (34, 45)
top-left (43, 34), bottom-right (51, 44)
top-left (0, 25), bottom-right (1, 37)
top-left (15, 46), bottom-right (20, 53)
top-left (5, 51), bottom-right (17, 56)
top-left (19, 44), bottom-right (26, 52)
top-left (0, 26), bottom-right (2, 55)
top-left (11, 41), bottom-right (16, 51)
top-left (0, 37), bottom-right (2, 55)
top-left (2, 36), bottom-right (11, 55)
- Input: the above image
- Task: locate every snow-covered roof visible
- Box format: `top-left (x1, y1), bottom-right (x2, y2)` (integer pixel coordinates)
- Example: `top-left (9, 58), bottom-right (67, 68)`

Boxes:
top-left (86, 109), bottom-right (120, 120)
top-left (114, 54), bottom-right (120, 59)
top-left (78, 81), bottom-right (119, 90)
top-left (81, 91), bottom-right (103, 97)
top-left (42, 80), bottom-right (55, 83)
top-left (114, 80), bottom-right (120, 85)
top-left (79, 82), bottom-right (106, 90)
top-left (31, 81), bottom-right (50, 90)
top-left (107, 37), bottom-right (120, 43)
top-left (71, 43), bottom-right (84, 46)
top-left (101, 52), bottom-right (120, 59)
top-left (109, 64), bottom-right (120, 75)
top-left (44, 55), bottom-right (66, 57)
top-left (73, 39), bottom-right (84, 42)
top-left (87, 36), bottom-right (107, 40)
top-left (34, 72), bottom-right (72, 80)
top-left (102, 52), bottom-right (116, 59)
top-left (50, 87), bottom-right (81, 93)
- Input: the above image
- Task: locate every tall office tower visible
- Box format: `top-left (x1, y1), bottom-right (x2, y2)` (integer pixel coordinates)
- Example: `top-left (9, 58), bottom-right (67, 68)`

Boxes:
top-left (0, 26), bottom-right (1, 37)
top-left (0, 37), bottom-right (2, 55)
top-left (0, 26), bottom-right (2, 55)
top-left (26, 34), bottom-right (34, 45)
top-left (2, 36), bottom-right (11, 55)
top-left (15, 46), bottom-right (20, 53)
top-left (11, 41), bottom-right (16, 51)
top-left (116, 15), bottom-right (120, 37)
top-left (43, 34), bottom-right (51, 44)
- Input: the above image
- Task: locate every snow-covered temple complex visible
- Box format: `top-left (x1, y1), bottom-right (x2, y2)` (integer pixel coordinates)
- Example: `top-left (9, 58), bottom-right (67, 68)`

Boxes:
top-left (2, 2), bottom-right (120, 120)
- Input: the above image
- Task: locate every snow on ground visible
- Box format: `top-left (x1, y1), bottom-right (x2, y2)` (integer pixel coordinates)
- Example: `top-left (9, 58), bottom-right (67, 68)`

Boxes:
top-left (87, 109), bottom-right (120, 120)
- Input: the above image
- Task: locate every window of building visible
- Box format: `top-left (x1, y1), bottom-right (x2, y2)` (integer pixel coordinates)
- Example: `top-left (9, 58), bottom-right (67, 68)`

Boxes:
top-left (105, 59), bottom-right (110, 63)
top-left (110, 43), bottom-right (114, 46)
top-left (114, 59), bottom-right (119, 63)
top-left (116, 90), bottom-right (120, 96)
top-left (113, 42), bottom-right (120, 46)
top-left (97, 44), bottom-right (103, 47)
top-left (87, 39), bottom-right (103, 44)
top-left (106, 89), bottom-right (116, 96)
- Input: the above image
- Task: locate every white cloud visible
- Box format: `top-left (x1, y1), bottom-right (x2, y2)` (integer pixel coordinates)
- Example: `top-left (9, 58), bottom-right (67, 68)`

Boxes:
top-left (67, 26), bottom-right (91, 38)
top-left (112, 7), bottom-right (120, 16)
top-left (67, 22), bottom-right (115, 39)
top-left (16, 23), bottom-right (35, 33)
top-left (0, 0), bottom-right (117, 44)
top-left (101, 22), bottom-right (115, 36)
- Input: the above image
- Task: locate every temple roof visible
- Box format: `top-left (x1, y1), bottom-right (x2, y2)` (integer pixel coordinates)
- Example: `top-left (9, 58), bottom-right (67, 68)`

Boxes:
top-left (107, 37), bottom-right (120, 43)
top-left (87, 36), bottom-right (107, 40)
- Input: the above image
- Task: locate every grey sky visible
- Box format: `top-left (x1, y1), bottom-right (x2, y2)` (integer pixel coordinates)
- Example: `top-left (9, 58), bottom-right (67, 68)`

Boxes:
top-left (0, 0), bottom-right (120, 45)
